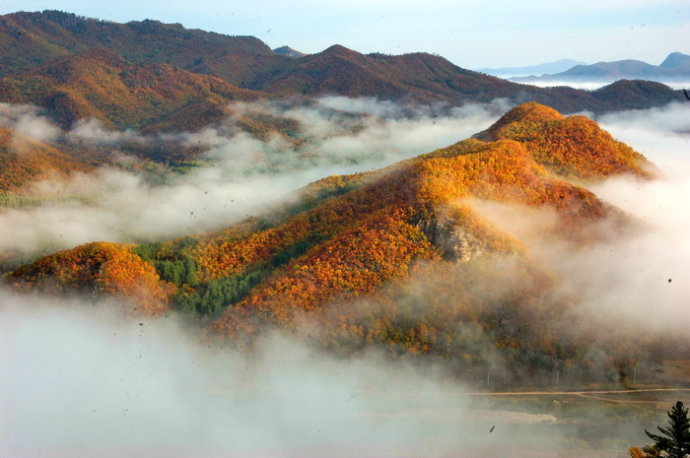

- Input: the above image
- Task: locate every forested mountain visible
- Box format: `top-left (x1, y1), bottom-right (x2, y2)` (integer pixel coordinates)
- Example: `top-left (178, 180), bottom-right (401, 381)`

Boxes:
top-left (0, 10), bottom-right (683, 132)
top-left (0, 48), bottom-right (262, 130)
top-left (0, 10), bottom-right (273, 76)
top-left (5, 103), bottom-right (659, 379)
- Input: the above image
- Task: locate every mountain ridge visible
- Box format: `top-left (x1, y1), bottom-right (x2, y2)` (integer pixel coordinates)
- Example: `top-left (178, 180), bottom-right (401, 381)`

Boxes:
top-left (511, 52), bottom-right (690, 84)
top-left (0, 10), bottom-right (683, 132)
top-left (0, 47), bottom-right (263, 129)
top-left (5, 102), bottom-right (651, 326)
top-left (477, 59), bottom-right (587, 77)
top-left (3, 102), bottom-right (658, 377)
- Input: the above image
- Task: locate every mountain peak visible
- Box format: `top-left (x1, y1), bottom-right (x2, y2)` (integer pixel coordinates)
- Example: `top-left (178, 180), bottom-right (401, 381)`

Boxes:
top-left (495, 102), bottom-right (563, 124)
top-left (474, 102), bottom-right (563, 140)
top-left (659, 51), bottom-right (690, 69)
top-left (322, 44), bottom-right (357, 56)
top-left (273, 45), bottom-right (306, 58)
top-left (475, 102), bottom-right (652, 179)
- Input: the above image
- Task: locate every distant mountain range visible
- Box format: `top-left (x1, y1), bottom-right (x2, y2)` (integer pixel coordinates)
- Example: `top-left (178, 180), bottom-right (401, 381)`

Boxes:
top-left (477, 59), bottom-right (586, 78)
top-left (511, 52), bottom-right (690, 84)
top-left (0, 10), bottom-right (683, 133)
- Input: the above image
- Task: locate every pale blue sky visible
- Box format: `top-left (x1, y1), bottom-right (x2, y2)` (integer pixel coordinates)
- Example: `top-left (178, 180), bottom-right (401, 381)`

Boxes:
top-left (2, 0), bottom-right (688, 68)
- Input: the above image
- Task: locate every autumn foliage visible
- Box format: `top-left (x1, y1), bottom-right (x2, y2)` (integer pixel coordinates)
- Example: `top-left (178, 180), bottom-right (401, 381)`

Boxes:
top-left (0, 11), bottom-right (682, 132)
top-left (199, 103), bottom-right (646, 337)
top-left (0, 48), bottom-right (260, 130)
top-left (8, 242), bottom-right (172, 314)
top-left (0, 127), bottom-right (93, 191)
top-left (475, 101), bottom-right (655, 179)
top-left (5, 103), bottom-right (657, 370)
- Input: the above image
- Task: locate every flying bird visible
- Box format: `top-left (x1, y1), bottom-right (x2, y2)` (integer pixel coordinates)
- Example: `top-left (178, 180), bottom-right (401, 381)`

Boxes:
top-left (345, 392), bottom-right (361, 403)
top-left (489, 425), bottom-right (495, 433)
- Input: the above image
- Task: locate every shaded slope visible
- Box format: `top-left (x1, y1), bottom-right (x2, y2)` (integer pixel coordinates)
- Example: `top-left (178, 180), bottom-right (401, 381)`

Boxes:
top-left (0, 10), bottom-right (273, 77)
top-left (589, 80), bottom-right (683, 112)
top-left (189, 49), bottom-right (294, 90)
top-left (256, 46), bottom-right (681, 112)
top-left (258, 45), bottom-right (600, 109)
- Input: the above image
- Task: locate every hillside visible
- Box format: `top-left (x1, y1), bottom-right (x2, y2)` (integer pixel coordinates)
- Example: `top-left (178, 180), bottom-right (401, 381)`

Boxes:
top-left (5, 103), bottom-right (656, 377)
top-left (0, 10), bottom-right (684, 133)
top-left (0, 126), bottom-right (96, 190)
top-left (0, 48), bottom-right (262, 130)
top-left (0, 10), bottom-right (273, 77)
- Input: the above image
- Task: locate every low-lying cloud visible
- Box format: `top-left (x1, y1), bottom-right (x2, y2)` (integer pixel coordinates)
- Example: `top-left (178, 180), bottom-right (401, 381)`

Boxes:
top-left (0, 97), bottom-right (505, 261)
top-left (0, 103), bottom-right (61, 144)
top-left (512, 80), bottom-right (690, 91)
top-left (0, 290), bottom-right (578, 457)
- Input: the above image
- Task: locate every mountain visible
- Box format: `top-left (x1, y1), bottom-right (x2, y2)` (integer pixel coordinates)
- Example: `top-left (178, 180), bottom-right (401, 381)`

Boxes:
top-left (8, 241), bottom-right (172, 314)
top-left (259, 45), bottom-right (526, 101)
top-left (0, 10), bottom-right (684, 132)
top-left (477, 59), bottom-right (586, 78)
top-left (0, 10), bottom-right (273, 77)
top-left (660, 52), bottom-right (690, 71)
top-left (511, 52), bottom-right (690, 84)
top-left (5, 103), bottom-right (655, 374)
top-left (0, 48), bottom-right (262, 130)
top-left (273, 46), bottom-right (306, 58)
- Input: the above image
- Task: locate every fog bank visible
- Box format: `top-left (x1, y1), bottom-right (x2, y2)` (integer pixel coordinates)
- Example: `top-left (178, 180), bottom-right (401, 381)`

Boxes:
top-left (0, 290), bottom-right (577, 457)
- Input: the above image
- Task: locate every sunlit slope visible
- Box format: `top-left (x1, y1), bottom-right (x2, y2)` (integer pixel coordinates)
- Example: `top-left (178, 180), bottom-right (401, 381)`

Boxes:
top-left (474, 102), bottom-right (655, 179)
top-left (0, 49), bottom-right (261, 130)
top-left (6, 104), bottom-right (651, 333)
top-left (7, 242), bottom-right (171, 314)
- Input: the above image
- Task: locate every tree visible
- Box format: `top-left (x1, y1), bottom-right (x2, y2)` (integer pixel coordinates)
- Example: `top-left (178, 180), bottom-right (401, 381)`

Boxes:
top-left (644, 401), bottom-right (690, 458)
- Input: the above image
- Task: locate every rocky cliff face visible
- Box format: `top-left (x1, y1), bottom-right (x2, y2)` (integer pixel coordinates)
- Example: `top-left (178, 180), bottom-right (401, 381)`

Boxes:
top-left (417, 217), bottom-right (485, 262)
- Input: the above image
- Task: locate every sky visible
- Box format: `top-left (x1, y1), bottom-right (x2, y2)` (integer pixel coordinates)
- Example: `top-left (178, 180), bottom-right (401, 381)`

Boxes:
top-left (1, 0), bottom-right (689, 69)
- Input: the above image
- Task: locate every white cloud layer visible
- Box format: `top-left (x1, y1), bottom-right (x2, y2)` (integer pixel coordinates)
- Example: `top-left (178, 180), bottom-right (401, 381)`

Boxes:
top-left (0, 103), bottom-right (61, 144)
top-left (0, 291), bottom-right (575, 457)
